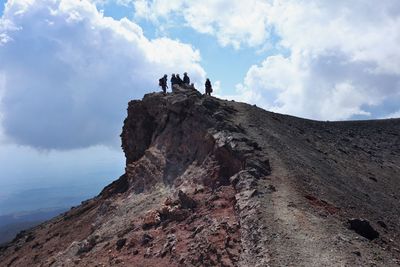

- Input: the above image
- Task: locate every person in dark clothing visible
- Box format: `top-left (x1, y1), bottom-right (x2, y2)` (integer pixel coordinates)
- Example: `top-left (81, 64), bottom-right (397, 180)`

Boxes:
top-left (159, 74), bottom-right (168, 93)
top-left (171, 74), bottom-right (177, 88)
top-left (205, 78), bottom-right (212, 96)
top-left (176, 74), bottom-right (183, 85)
top-left (183, 72), bottom-right (190, 85)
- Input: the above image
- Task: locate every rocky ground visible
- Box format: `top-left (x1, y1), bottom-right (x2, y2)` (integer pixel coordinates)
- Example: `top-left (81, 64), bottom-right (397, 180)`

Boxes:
top-left (1, 85), bottom-right (399, 266)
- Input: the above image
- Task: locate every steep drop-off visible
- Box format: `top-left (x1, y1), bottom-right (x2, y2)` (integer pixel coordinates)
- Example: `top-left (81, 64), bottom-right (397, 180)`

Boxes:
top-left (1, 85), bottom-right (400, 266)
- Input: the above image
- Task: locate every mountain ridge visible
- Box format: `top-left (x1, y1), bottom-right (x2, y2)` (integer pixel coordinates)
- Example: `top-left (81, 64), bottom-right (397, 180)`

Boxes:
top-left (1, 85), bottom-right (400, 266)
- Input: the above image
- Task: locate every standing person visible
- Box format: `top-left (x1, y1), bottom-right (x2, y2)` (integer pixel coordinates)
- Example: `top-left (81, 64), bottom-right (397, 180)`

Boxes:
top-left (176, 74), bottom-right (183, 85)
top-left (205, 78), bottom-right (212, 96)
top-left (183, 72), bottom-right (190, 85)
top-left (171, 74), bottom-right (177, 88)
top-left (159, 74), bottom-right (168, 93)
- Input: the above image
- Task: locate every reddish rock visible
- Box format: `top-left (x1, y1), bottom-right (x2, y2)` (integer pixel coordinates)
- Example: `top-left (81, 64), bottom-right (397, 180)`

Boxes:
top-left (142, 210), bottom-right (161, 229)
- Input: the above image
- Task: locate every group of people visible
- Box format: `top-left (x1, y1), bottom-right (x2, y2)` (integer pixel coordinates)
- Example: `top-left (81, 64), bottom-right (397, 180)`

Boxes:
top-left (159, 73), bottom-right (213, 96)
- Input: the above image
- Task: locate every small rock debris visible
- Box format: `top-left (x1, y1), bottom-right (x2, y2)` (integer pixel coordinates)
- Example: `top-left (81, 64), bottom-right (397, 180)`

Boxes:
top-left (116, 238), bottom-right (127, 251)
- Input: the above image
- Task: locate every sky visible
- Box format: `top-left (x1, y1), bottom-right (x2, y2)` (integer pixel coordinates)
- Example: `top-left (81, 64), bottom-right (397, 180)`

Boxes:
top-left (0, 0), bottom-right (400, 214)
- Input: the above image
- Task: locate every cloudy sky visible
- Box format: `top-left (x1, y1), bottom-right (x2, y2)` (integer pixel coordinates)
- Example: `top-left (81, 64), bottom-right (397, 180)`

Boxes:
top-left (1, 0), bottom-right (400, 213)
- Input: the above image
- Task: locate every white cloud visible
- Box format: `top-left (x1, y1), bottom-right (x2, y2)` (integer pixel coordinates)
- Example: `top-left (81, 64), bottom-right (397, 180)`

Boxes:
top-left (0, 0), bottom-right (205, 149)
top-left (133, 0), bottom-right (270, 49)
top-left (266, 0), bottom-right (400, 75)
top-left (235, 51), bottom-right (391, 120)
top-left (233, 0), bottom-right (400, 120)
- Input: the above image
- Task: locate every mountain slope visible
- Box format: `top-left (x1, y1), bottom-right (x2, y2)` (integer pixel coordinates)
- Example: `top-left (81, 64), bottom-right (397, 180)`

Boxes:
top-left (1, 85), bottom-right (399, 266)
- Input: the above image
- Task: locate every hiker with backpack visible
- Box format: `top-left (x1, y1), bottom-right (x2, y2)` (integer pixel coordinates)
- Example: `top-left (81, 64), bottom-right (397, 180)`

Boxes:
top-left (183, 72), bottom-right (190, 85)
top-left (205, 78), bottom-right (212, 96)
top-left (159, 74), bottom-right (168, 93)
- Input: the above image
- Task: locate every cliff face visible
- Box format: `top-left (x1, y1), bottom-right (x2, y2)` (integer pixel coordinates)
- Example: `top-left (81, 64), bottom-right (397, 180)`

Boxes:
top-left (1, 86), bottom-right (400, 266)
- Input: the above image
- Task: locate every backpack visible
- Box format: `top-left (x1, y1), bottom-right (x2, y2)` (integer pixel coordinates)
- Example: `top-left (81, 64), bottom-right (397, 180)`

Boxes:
top-left (159, 78), bottom-right (163, 86)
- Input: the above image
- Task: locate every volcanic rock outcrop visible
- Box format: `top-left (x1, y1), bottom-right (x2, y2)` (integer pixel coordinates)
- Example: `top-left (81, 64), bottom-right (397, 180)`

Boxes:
top-left (1, 85), bottom-right (400, 266)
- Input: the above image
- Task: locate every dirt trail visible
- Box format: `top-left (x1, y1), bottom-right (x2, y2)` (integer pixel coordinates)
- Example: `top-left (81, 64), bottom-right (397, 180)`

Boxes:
top-left (230, 103), bottom-right (347, 266)
top-left (260, 157), bottom-right (347, 266)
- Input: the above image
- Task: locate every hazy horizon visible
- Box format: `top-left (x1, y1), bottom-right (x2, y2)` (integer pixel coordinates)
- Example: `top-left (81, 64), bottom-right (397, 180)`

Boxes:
top-left (0, 144), bottom-right (124, 215)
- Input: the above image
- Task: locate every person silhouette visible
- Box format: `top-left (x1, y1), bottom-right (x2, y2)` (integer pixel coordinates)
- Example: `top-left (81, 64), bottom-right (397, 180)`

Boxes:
top-left (170, 74), bottom-right (177, 88)
top-left (176, 74), bottom-right (183, 85)
top-left (205, 78), bottom-right (212, 96)
top-left (183, 72), bottom-right (190, 85)
top-left (159, 74), bottom-right (168, 93)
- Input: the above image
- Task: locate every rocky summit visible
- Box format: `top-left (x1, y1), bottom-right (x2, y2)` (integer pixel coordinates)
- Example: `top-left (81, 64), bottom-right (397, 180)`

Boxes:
top-left (1, 85), bottom-right (400, 266)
